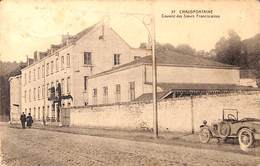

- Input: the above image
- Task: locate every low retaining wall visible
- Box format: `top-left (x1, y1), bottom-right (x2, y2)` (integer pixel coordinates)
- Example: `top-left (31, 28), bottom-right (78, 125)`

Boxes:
top-left (67, 92), bottom-right (260, 132)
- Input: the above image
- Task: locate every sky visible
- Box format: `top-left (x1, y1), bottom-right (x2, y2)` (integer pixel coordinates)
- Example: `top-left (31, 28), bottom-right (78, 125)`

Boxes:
top-left (0, 0), bottom-right (259, 62)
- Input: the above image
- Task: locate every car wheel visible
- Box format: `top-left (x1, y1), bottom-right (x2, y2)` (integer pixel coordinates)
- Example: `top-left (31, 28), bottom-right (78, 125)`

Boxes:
top-left (238, 129), bottom-right (255, 148)
top-left (199, 127), bottom-right (211, 143)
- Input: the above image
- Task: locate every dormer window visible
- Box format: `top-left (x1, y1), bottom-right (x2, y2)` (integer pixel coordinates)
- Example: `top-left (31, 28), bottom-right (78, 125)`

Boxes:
top-left (114, 54), bottom-right (120, 66)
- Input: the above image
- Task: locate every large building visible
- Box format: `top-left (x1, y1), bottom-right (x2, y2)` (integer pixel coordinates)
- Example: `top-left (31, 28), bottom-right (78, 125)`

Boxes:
top-left (17, 21), bottom-right (148, 122)
top-left (87, 52), bottom-right (244, 105)
top-left (10, 21), bottom-right (255, 123)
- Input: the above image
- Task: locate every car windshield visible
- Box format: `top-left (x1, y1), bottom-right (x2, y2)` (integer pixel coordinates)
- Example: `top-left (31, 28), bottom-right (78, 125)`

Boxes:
top-left (223, 109), bottom-right (238, 121)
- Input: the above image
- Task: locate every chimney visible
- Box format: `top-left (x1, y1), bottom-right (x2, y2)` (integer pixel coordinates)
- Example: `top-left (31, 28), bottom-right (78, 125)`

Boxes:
top-left (62, 32), bottom-right (71, 45)
top-left (34, 51), bottom-right (38, 62)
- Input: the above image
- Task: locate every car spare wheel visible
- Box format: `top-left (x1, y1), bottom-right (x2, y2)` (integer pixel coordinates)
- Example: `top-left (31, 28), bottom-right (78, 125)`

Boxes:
top-left (218, 122), bottom-right (231, 138)
top-left (199, 127), bottom-right (211, 143)
top-left (238, 128), bottom-right (255, 148)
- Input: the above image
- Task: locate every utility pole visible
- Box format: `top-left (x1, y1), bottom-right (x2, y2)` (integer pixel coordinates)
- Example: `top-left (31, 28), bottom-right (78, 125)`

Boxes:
top-left (151, 4), bottom-right (158, 139)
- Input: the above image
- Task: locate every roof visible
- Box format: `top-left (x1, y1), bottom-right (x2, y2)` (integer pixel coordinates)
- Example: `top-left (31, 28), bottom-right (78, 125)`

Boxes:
top-left (240, 69), bottom-right (258, 79)
top-left (145, 82), bottom-right (260, 91)
top-left (90, 51), bottom-right (238, 78)
top-left (134, 91), bottom-right (168, 102)
top-left (135, 83), bottom-right (260, 102)
top-left (73, 23), bottom-right (98, 42)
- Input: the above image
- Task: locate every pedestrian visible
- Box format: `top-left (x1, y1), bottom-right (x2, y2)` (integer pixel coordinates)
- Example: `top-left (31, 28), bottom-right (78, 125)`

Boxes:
top-left (20, 112), bottom-right (26, 129)
top-left (26, 113), bottom-right (33, 128)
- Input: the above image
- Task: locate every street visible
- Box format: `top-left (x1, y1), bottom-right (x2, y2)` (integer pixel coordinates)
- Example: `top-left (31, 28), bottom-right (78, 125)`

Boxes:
top-left (0, 125), bottom-right (259, 166)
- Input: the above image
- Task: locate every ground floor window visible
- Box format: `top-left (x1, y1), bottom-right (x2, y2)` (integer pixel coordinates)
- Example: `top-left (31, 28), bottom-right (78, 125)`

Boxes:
top-left (33, 108), bottom-right (36, 119)
top-left (93, 88), bottom-right (97, 105)
top-left (115, 84), bottom-right (121, 103)
top-left (129, 82), bottom-right (135, 101)
top-left (38, 107), bottom-right (40, 120)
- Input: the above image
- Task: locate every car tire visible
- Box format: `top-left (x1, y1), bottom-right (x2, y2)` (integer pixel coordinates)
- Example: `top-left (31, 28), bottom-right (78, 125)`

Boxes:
top-left (199, 127), bottom-right (211, 143)
top-left (238, 128), bottom-right (255, 148)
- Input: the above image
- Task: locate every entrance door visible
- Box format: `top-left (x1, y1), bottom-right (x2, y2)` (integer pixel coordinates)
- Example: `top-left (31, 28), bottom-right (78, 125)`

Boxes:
top-left (61, 108), bottom-right (70, 126)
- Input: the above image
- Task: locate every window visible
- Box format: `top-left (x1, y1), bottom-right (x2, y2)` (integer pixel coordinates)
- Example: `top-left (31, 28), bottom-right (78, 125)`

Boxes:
top-left (29, 71), bottom-right (31, 82)
top-left (129, 82), bottom-right (135, 101)
top-left (61, 79), bottom-right (64, 94)
top-left (38, 107), bottom-right (40, 120)
top-left (93, 88), bottom-right (97, 104)
top-left (24, 90), bottom-right (27, 103)
top-left (51, 61), bottom-right (54, 74)
top-left (46, 63), bottom-right (49, 76)
top-left (42, 106), bottom-right (45, 120)
top-left (67, 77), bottom-right (71, 93)
top-left (42, 85), bottom-right (45, 99)
top-left (47, 106), bottom-right (50, 120)
top-left (29, 89), bottom-right (31, 102)
top-left (38, 86), bottom-right (40, 100)
top-left (84, 52), bottom-right (92, 65)
top-left (103, 86), bottom-right (108, 104)
top-left (38, 67), bottom-right (40, 79)
top-left (61, 56), bottom-right (64, 69)
top-left (56, 58), bottom-right (59, 72)
top-left (42, 64), bottom-right (45, 78)
top-left (33, 107), bottom-right (36, 119)
top-left (115, 84), bottom-right (121, 103)
top-left (56, 80), bottom-right (59, 88)
top-left (84, 76), bottom-right (88, 91)
top-left (66, 53), bottom-right (70, 67)
top-left (47, 83), bottom-right (49, 98)
top-left (33, 88), bottom-right (36, 101)
top-left (33, 69), bottom-right (36, 81)
top-left (114, 54), bottom-right (120, 65)
top-left (24, 73), bottom-right (27, 85)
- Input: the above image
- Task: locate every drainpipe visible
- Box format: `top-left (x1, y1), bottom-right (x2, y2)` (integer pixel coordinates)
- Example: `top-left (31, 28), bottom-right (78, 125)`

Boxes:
top-left (191, 95), bottom-right (194, 134)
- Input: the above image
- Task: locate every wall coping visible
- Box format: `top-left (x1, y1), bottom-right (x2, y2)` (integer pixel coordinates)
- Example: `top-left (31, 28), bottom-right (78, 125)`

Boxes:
top-left (64, 90), bottom-right (260, 110)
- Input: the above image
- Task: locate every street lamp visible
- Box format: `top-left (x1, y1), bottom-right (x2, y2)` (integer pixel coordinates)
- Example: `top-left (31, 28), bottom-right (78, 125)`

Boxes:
top-left (118, 9), bottom-right (158, 138)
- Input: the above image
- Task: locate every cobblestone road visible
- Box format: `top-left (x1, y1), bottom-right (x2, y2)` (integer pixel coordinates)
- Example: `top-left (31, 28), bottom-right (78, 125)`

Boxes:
top-left (0, 126), bottom-right (259, 166)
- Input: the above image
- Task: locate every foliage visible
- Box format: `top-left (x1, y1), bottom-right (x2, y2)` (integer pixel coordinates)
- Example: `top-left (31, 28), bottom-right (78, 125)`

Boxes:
top-left (214, 30), bottom-right (248, 67)
top-left (0, 60), bottom-right (26, 120)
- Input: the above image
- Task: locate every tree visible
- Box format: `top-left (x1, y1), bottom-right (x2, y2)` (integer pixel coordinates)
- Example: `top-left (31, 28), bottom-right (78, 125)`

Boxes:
top-left (175, 44), bottom-right (196, 55)
top-left (215, 30), bottom-right (247, 67)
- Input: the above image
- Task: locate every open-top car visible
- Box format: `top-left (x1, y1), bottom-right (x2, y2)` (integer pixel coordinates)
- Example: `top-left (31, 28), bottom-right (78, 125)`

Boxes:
top-left (199, 109), bottom-right (260, 148)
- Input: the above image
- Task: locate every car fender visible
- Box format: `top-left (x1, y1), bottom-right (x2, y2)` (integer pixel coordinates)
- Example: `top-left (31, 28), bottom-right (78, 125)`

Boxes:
top-left (200, 125), bottom-right (213, 137)
top-left (237, 127), bottom-right (255, 135)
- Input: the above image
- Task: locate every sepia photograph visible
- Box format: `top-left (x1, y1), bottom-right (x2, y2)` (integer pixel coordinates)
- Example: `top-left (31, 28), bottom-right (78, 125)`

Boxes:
top-left (0, 0), bottom-right (260, 165)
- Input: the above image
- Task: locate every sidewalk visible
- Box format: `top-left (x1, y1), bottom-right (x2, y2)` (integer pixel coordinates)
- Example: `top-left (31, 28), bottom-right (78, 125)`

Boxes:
top-left (10, 122), bottom-right (258, 156)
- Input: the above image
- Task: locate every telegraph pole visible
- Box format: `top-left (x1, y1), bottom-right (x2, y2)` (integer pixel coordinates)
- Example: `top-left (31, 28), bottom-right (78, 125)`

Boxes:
top-left (151, 4), bottom-right (158, 139)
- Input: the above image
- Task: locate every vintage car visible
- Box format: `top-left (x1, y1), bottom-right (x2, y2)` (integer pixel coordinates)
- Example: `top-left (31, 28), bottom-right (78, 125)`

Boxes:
top-left (199, 109), bottom-right (260, 148)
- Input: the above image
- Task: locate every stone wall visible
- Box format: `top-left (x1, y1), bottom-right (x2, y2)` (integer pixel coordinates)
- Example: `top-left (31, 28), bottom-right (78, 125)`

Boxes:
top-left (67, 91), bottom-right (260, 132)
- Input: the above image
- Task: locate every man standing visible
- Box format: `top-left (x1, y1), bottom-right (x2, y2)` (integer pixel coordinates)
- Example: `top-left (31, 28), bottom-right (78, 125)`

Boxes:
top-left (20, 112), bottom-right (26, 129)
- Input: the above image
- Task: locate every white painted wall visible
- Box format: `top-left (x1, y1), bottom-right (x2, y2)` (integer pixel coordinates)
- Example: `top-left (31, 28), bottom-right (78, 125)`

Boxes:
top-left (240, 78), bottom-right (258, 87)
top-left (9, 75), bottom-right (21, 122)
top-left (69, 92), bottom-right (260, 132)
top-left (145, 65), bottom-right (240, 85)
top-left (88, 65), bottom-right (144, 105)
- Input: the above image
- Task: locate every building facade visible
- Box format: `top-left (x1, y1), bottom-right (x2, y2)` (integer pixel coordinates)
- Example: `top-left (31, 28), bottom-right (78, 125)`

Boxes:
top-left (18, 22), bottom-right (148, 122)
top-left (10, 21), bottom-right (249, 122)
top-left (87, 53), bottom-right (241, 105)
top-left (9, 75), bottom-right (22, 122)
